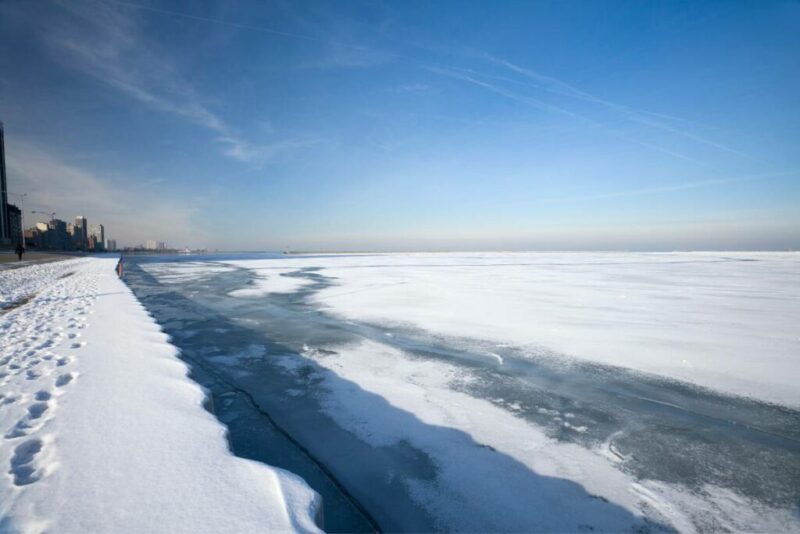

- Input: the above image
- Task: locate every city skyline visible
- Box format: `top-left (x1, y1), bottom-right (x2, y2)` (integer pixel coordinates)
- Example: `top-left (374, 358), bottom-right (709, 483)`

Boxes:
top-left (2, 113), bottom-right (190, 253)
top-left (23, 213), bottom-right (116, 252)
top-left (0, 1), bottom-right (798, 251)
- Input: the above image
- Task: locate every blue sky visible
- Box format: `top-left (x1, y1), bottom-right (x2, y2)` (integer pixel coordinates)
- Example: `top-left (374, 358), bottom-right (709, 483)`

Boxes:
top-left (0, 0), bottom-right (798, 250)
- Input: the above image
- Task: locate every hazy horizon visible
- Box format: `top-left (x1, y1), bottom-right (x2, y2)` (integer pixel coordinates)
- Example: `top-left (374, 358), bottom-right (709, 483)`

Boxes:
top-left (1, 1), bottom-right (798, 251)
top-left (163, 247), bottom-right (800, 254)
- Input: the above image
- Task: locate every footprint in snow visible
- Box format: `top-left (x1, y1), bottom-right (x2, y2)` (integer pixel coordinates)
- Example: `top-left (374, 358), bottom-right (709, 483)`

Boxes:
top-left (6, 402), bottom-right (51, 438)
top-left (55, 373), bottom-right (75, 387)
top-left (6, 417), bottom-right (34, 439)
top-left (1, 394), bottom-right (19, 405)
top-left (36, 339), bottom-right (55, 350)
top-left (27, 402), bottom-right (49, 420)
top-left (9, 438), bottom-right (44, 486)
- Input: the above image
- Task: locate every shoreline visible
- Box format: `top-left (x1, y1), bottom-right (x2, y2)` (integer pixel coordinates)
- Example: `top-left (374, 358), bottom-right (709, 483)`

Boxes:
top-left (0, 257), bottom-right (322, 532)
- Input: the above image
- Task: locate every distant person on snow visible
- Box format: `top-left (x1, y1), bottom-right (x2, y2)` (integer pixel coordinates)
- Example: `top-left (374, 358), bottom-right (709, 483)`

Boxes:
top-left (15, 243), bottom-right (25, 261)
top-left (116, 256), bottom-right (123, 278)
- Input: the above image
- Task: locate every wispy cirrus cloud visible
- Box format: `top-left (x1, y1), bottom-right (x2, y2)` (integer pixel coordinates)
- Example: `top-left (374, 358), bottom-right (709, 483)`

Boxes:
top-left (395, 82), bottom-right (436, 95)
top-left (481, 54), bottom-right (757, 160)
top-left (107, 0), bottom-right (395, 70)
top-left (539, 171), bottom-right (798, 203)
top-left (38, 0), bottom-right (309, 168)
top-left (422, 45), bottom-right (758, 168)
top-left (428, 65), bottom-right (706, 165)
top-left (217, 136), bottom-right (326, 165)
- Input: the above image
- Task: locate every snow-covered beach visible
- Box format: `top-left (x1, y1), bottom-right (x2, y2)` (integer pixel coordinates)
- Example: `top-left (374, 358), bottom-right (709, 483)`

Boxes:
top-left (0, 257), bottom-right (321, 532)
top-left (3, 0), bottom-right (797, 530)
top-left (2, 252), bottom-right (799, 533)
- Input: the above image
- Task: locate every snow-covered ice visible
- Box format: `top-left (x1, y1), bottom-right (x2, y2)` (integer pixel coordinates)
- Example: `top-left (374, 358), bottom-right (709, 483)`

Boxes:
top-left (222, 263), bottom-right (314, 297)
top-left (142, 260), bottom-right (313, 296)
top-left (0, 257), bottom-right (321, 532)
top-left (139, 261), bottom-right (236, 284)
top-left (297, 252), bottom-right (799, 406)
top-left (131, 252), bottom-right (800, 533)
top-left (298, 339), bottom-right (798, 532)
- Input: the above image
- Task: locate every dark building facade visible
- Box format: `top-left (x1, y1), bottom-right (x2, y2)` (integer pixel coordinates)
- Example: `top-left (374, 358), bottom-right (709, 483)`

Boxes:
top-left (0, 121), bottom-right (9, 245)
top-left (48, 219), bottom-right (69, 250)
top-left (73, 215), bottom-right (88, 249)
top-left (7, 203), bottom-right (22, 246)
top-left (24, 227), bottom-right (40, 248)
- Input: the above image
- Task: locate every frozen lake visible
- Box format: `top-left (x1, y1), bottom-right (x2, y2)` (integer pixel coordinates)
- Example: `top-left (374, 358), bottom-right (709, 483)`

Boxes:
top-left (126, 252), bottom-right (800, 533)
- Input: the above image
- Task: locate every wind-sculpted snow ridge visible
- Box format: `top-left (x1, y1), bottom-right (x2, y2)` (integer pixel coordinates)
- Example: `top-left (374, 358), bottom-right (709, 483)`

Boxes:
top-left (0, 258), bottom-right (321, 533)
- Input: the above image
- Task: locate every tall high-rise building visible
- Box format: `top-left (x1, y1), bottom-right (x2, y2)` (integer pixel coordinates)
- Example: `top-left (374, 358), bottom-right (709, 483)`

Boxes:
top-left (106, 239), bottom-right (117, 251)
top-left (0, 121), bottom-right (9, 245)
top-left (24, 227), bottom-right (40, 248)
top-left (48, 219), bottom-right (68, 250)
top-left (7, 204), bottom-right (22, 246)
top-left (146, 239), bottom-right (157, 250)
top-left (67, 223), bottom-right (75, 248)
top-left (89, 223), bottom-right (105, 251)
top-left (73, 216), bottom-right (88, 249)
top-left (33, 219), bottom-right (69, 250)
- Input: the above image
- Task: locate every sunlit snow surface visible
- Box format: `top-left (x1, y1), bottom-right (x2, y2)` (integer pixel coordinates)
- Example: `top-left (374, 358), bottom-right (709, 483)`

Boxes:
top-left (0, 258), bottom-right (321, 533)
top-left (131, 252), bottom-right (800, 533)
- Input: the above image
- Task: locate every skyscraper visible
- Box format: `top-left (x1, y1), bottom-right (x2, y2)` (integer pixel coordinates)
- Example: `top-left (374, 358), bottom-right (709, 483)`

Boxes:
top-left (73, 216), bottom-right (87, 249)
top-left (7, 204), bottom-right (22, 246)
top-left (89, 223), bottom-right (105, 251)
top-left (0, 121), bottom-right (9, 245)
top-left (48, 219), bottom-right (68, 250)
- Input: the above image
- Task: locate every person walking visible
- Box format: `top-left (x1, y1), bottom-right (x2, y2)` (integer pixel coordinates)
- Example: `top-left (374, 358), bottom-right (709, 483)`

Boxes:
top-left (15, 243), bottom-right (24, 261)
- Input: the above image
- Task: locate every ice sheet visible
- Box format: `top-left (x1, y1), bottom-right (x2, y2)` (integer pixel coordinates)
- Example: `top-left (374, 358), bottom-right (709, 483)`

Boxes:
top-left (266, 252), bottom-right (800, 406)
top-left (140, 261), bottom-right (235, 284)
top-left (222, 262), bottom-right (314, 297)
top-left (295, 338), bottom-right (798, 532)
top-left (130, 252), bottom-right (800, 532)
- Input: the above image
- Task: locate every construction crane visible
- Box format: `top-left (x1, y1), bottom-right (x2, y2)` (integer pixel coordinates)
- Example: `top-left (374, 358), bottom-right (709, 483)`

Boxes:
top-left (31, 210), bottom-right (56, 222)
